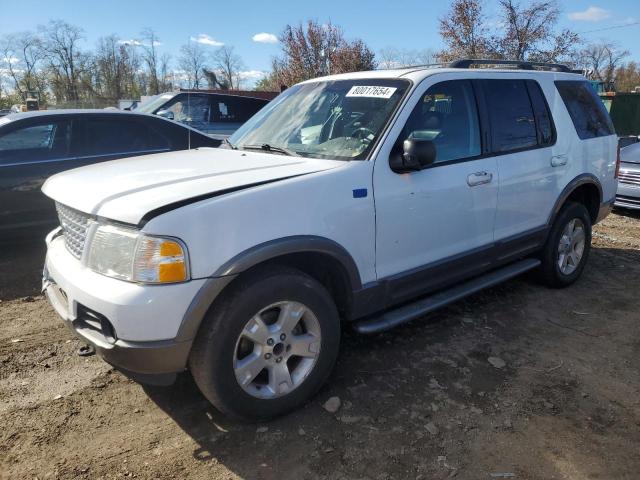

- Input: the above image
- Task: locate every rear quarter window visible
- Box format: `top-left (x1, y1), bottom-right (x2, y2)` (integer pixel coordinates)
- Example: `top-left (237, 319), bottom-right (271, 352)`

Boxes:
top-left (555, 81), bottom-right (615, 139)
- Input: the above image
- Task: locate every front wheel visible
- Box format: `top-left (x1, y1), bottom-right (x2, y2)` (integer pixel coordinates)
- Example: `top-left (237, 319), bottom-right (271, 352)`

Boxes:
top-left (539, 202), bottom-right (592, 288)
top-left (189, 266), bottom-right (340, 421)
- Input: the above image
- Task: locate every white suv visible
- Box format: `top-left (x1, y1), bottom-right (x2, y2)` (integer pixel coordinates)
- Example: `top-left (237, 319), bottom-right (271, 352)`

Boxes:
top-left (42, 60), bottom-right (618, 420)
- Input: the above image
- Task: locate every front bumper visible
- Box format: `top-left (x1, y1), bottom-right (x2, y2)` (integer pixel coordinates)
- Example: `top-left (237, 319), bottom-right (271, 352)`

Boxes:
top-left (43, 230), bottom-right (207, 380)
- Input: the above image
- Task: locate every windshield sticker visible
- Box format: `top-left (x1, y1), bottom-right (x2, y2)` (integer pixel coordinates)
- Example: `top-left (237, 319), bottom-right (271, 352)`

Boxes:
top-left (346, 86), bottom-right (397, 99)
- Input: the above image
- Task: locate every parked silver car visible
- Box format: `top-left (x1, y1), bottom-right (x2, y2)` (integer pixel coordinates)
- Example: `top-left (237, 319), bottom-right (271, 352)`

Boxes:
top-left (615, 143), bottom-right (640, 210)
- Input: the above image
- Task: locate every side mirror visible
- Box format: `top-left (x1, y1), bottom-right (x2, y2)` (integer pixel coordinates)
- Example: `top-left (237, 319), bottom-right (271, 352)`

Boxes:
top-left (390, 138), bottom-right (436, 173)
top-left (156, 109), bottom-right (174, 120)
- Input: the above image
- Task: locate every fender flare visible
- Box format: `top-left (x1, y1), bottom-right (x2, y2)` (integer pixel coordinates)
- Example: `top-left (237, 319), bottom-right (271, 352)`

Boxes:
top-left (547, 173), bottom-right (602, 226)
top-left (212, 235), bottom-right (362, 289)
top-left (175, 235), bottom-right (362, 343)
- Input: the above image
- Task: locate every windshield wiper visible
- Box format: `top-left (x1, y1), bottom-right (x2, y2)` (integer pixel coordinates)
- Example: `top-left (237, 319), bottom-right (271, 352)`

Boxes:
top-left (240, 143), bottom-right (299, 157)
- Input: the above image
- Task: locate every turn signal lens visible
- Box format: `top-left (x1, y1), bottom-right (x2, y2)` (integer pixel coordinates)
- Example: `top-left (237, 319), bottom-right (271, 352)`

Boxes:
top-left (133, 237), bottom-right (188, 284)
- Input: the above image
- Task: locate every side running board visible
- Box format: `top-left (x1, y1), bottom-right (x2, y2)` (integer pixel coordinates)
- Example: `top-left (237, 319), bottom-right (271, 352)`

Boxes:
top-left (354, 258), bottom-right (541, 334)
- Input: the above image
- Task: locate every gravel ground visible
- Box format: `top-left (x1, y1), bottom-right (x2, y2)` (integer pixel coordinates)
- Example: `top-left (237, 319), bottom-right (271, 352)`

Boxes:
top-left (1, 211), bottom-right (639, 479)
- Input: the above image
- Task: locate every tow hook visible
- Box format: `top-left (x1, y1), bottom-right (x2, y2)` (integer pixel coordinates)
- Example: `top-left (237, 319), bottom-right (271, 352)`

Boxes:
top-left (77, 344), bottom-right (96, 357)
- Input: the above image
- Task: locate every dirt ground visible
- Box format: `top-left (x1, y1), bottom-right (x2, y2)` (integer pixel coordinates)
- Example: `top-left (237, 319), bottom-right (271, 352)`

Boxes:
top-left (1, 211), bottom-right (639, 480)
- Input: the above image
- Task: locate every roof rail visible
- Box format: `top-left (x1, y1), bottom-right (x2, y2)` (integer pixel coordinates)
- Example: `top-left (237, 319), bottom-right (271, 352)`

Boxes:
top-left (449, 59), bottom-right (575, 73)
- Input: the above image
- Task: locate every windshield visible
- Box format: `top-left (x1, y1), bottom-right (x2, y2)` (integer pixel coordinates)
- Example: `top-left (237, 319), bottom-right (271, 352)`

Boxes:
top-left (135, 93), bottom-right (177, 114)
top-left (228, 79), bottom-right (410, 160)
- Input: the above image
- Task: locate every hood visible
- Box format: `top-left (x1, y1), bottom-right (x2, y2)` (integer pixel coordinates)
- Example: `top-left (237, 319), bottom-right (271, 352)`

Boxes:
top-left (42, 147), bottom-right (343, 225)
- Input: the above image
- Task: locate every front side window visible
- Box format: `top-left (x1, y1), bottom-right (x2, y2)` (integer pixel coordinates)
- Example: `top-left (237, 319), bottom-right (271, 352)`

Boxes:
top-left (484, 79), bottom-right (538, 152)
top-left (555, 80), bottom-right (615, 139)
top-left (161, 94), bottom-right (211, 125)
top-left (229, 79), bottom-right (410, 160)
top-left (399, 80), bottom-right (481, 163)
top-left (0, 121), bottom-right (71, 165)
top-left (135, 93), bottom-right (176, 114)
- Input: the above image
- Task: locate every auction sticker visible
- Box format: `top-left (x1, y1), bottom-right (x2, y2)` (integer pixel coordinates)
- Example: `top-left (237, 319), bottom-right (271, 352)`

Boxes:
top-left (346, 86), bottom-right (397, 99)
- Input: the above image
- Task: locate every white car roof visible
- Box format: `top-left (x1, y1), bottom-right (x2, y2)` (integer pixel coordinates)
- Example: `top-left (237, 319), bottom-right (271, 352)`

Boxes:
top-left (300, 66), bottom-right (585, 85)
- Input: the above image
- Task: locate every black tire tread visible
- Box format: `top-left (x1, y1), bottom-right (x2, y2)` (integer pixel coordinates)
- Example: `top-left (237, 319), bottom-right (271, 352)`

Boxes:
top-left (189, 265), bottom-right (340, 421)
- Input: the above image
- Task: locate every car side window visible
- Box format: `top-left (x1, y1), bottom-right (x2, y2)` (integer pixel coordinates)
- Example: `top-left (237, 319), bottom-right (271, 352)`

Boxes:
top-left (399, 80), bottom-right (481, 163)
top-left (555, 80), bottom-right (615, 139)
top-left (0, 121), bottom-right (71, 165)
top-left (83, 118), bottom-right (168, 157)
top-left (162, 94), bottom-right (211, 125)
top-left (483, 79), bottom-right (538, 152)
top-left (211, 96), bottom-right (267, 123)
top-left (526, 80), bottom-right (555, 146)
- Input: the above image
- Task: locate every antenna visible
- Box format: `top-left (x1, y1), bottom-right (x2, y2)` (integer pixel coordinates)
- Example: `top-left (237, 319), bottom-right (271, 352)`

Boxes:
top-left (187, 86), bottom-right (191, 150)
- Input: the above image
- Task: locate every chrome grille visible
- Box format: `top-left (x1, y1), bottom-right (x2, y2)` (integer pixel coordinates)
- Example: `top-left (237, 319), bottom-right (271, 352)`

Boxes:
top-left (56, 203), bottom-right (90, 258)
top-left (619, 170), bottom-right (640, 186)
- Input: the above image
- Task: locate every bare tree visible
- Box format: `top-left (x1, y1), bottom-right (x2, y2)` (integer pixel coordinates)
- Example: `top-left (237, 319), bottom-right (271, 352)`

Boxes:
top-left (498, 0), bottom-right (578, 62)
top-left (437, 0), bottom-right (578, 63)
top-left (178, 42), bottom-right (207, 89)
top-left (273, 20), bottom-right (376, 86)
top-left (379, 47), bottom-right (435, 68)
top-left (438, 0), bottom-right (494, 61)
top-left (212, 46), bottom-right (244, 90)
top-left (140, 28), bottom-right (161, 94)
top-left (93, 35), bottom-right (142, 101)
top-left (40, 20), bottom-right (86, 102)
top-left (615, 61), bottom-right (640, 92)
top-left (1, 31), bottom-right (45, 97)
top-left (577, 42), bottom-right (629, 86)
top-left (158, 53), bottom-right (173, 91)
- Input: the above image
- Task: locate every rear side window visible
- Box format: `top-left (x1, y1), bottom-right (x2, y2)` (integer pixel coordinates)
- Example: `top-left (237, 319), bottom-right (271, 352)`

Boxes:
top-left (483, 79), bottom-right (538, 152)
top-left (211, 96), bottom-right (267, 123)
top-left (555, 81), bottom-right (614, 139)
top-left (82, 118), bottom-right (168, 157)
top-left (526, 80), bottom-right (555, 146)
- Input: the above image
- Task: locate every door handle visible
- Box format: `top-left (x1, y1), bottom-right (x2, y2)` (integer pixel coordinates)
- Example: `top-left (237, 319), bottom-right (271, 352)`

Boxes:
top-left (551, 154), bottom-right (568, 167)
top-left (467, 171), bottom-right (493, 187)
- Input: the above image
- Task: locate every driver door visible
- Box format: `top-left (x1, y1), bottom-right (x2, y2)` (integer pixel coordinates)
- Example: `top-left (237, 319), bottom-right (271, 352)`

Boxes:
top-left (373, 78), bottom-right (499, 303)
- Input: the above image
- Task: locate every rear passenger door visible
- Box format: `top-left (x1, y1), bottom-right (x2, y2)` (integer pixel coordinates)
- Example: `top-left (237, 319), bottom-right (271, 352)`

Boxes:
top-left (481, 79), bottom-right (560, 247)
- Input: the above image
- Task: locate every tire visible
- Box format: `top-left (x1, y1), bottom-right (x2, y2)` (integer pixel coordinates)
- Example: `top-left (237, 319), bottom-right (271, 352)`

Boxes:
top-left (189, 266), bottom-right (341, 421)
top-left (539, 201), bottom-right (592, 288)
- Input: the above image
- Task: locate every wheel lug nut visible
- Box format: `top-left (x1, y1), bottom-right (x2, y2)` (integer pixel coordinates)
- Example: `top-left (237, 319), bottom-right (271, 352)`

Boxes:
top-left (276, 357), bottom-right (282, 363)
top-left (267, 338), bottom-right (275, 346)
top-left (280, 333), bottom-right (286, 341)
top-left (265, 353), bottom-right (272, 360)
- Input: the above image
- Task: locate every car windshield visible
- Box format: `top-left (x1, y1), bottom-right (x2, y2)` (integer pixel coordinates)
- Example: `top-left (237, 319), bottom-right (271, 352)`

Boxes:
top-left (135, 93), bottom-right (177, 114)
top-left (228, 79), bottom-right (410, 160)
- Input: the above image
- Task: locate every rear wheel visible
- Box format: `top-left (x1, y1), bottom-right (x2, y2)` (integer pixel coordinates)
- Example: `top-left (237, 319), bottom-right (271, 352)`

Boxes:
top-left (539, 202), bottom-right (592, 288)
top-left (189, 266), bottom-right (340, 421)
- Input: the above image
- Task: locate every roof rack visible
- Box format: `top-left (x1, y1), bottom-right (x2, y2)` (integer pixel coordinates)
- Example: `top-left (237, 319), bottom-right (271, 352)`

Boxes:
top-left (449, 59), bottom-right (576, 73)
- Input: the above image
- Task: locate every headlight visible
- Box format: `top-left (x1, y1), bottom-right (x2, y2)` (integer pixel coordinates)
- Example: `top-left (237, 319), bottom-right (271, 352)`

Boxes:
top-left (87, 224), bottom-right (189, 284)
